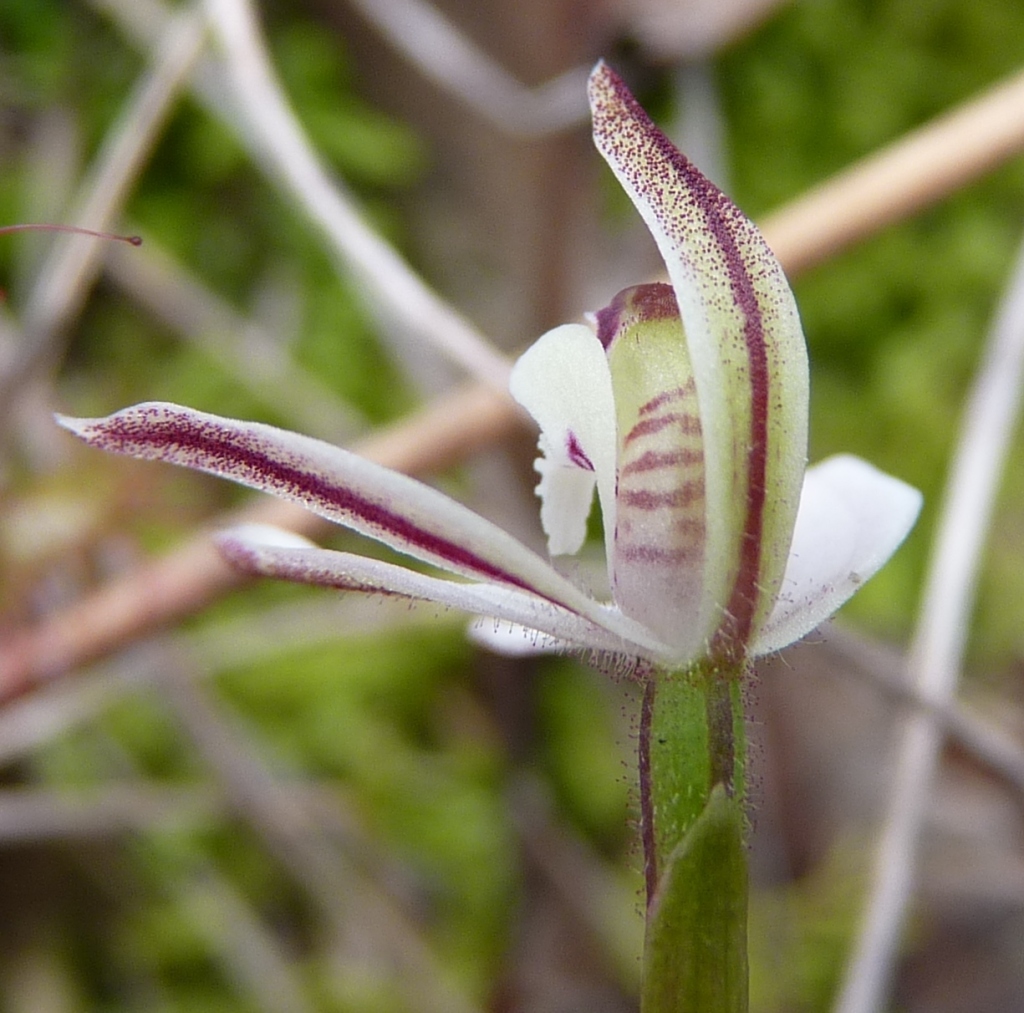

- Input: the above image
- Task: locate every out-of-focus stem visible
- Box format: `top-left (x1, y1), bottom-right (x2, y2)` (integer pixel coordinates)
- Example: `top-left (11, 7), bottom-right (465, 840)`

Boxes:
top-left (834, 229), bottom-right (1024, 1013)
top-left (761, 66), bottom-right (1024, 275)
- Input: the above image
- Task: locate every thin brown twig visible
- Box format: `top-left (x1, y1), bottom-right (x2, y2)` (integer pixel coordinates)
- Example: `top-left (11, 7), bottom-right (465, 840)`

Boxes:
top-left (760, 65), bottom-right (1024, 275)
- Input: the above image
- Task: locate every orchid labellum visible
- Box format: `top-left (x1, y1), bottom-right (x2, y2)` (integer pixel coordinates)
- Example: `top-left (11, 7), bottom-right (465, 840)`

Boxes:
top-left (59, 62), bottom-right (920, 1010)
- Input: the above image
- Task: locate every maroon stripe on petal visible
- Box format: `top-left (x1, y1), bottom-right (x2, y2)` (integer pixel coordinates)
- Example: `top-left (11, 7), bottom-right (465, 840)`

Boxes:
top-left (616, 542), bottom-right (700, 565)
top-left (566, 431), bottom-right (595, 471)
top-left (637, 384), bottom-right (693, 417)
top-left (619, 481), bottom-right (704, 511)
top-left (624, 411), bottom-right (701, 441)
top-left (620, 448), bottom-right (703, 476)
top-left (695, 179), bottom-right (769, 659)
top-left (93, 408), bottom-right (536, 593)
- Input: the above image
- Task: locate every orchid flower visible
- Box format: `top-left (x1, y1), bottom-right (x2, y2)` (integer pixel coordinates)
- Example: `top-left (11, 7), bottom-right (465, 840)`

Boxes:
top-left (58, 62), bottom-right (922, 1009)
top-left (57, 64), bottom-right (919, 678)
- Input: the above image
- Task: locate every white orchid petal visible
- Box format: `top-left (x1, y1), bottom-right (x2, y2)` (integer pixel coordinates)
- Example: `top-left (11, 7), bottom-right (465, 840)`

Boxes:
top-left (509, 323), bottom-right (617, 559)
top-left (223, 523), bottom-right (318, 550)
top-left (58, 403), bottom-right (608, 621)
top-left (751, 455), bottom-right (922, 656)
top-left (217, 529), bottom-right (665, 659)
top-left (533, 446), bottom-right (600, 556)
top-left (589, 62), bottom-right (809, 661)
top-left (469, 618), bottom-right (652, 679)
top-left (467, 619), bottom-right (571, 657)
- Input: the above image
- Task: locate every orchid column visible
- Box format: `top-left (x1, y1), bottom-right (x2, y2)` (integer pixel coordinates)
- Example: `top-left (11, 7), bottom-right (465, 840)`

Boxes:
top-left (58, 62), bottom-right (921, 1013)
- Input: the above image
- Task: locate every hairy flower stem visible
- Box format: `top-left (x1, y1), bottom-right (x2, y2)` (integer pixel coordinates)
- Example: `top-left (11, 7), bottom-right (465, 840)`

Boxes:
top-left (709, 672), bottom-right (747, 799)
top-left (640, 662), bottom-right (747, 906)
top-left (640, 664), bottom-right (750, 1011)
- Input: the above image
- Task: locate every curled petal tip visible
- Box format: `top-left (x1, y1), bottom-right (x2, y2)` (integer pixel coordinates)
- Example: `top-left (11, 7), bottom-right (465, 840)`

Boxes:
top-left (217, 523), bottom-right (318, 552)
top-left (55, 412), bottom-right (95, 439)
top-left (216, 524), bottom-right (320, 578)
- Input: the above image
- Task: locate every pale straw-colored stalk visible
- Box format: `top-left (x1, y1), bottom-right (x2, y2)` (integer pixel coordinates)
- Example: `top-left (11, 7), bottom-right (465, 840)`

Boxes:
top-left (346, 0), bottom-right (589, 136)
top-left (203, 0), bottom-right (512, 390)
top-left (835, 231), bottom-right (1024, 1013)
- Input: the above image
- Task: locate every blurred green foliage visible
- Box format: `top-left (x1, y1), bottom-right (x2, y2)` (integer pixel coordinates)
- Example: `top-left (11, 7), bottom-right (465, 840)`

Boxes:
top-left (748, 841), bottom-right (869, 1013)
top-left (4, 0), bottom-right (1024, 1008)
top-left (723, 0), bottom-right (1024, 657)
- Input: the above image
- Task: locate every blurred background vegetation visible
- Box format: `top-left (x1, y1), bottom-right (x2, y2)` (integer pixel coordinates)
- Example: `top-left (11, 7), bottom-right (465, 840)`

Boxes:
top-left (2, 0), bottom-right (1024, 1010)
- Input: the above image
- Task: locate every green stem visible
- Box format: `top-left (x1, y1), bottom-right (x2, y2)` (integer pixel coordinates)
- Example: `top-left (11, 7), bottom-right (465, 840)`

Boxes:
top-left (641, 663), bottom-right (747, 894)
top-left (639, 662), bottom-right (749, 1013)
top-left (707, 673), bottom-right (737, 796)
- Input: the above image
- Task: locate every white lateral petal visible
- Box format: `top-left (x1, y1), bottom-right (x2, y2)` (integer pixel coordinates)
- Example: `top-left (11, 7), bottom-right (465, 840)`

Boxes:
top-left (217, 529), bottom-right (667, 660)
top-left (751, 455), bottom-right (922, 656)
top-left (467, 619), bottom-right (572, 658)
top-left (224, 522), bottom-right (318, 550)
top-left (533, 445), bottom-right (600, 556)
top-left (58, 403), bottom-right (625, 634)
top-left (509, 323), bottom-right (618, 559)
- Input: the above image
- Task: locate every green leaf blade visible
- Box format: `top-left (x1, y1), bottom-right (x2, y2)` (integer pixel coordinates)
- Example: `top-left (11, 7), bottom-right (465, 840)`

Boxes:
top-left (642, 785), bottom-right (749, 1013)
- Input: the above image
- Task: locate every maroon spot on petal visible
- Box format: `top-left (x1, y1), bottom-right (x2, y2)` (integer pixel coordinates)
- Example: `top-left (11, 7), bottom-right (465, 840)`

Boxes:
top-left (629, 282), bottom-right (680, 322)
top-left (594, 282), bottom-right (680, 350)
top-left (594, 295), bottom-right (624, 350)
top-left (566, 430), bottom-right (594, 471)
